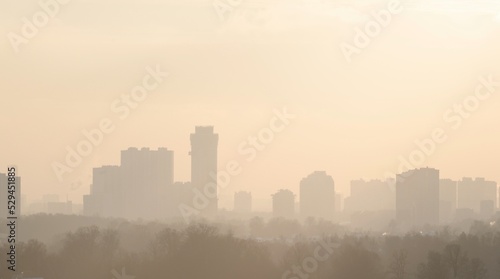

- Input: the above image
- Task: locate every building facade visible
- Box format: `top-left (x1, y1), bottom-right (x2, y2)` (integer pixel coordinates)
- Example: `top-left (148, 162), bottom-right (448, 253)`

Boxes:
top-left (457, 177), bottom-right (497, 214)
top-left (300, 171), bottom-right (335, 220)
top-left (84, 147), bottom-right (174, 219)
top-left (190, 126), bottom-right (219, 217)
top-left (396, 167), bottom-right (440, 227)
top-left (272, 189), bottom-right (295, 219)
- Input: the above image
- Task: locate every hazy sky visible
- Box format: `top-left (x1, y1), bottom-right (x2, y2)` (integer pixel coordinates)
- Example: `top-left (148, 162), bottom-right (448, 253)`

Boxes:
top-left (1, 0), bottom-right (500, 210)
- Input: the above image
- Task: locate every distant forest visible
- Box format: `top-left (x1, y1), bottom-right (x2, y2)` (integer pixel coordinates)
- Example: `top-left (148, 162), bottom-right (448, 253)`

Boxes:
top-left (1, 214), bottom-right (500, 279)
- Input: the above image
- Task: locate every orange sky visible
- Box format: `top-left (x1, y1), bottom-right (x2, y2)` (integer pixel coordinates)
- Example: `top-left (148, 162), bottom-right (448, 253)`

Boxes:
top-left (1, 0), bottom-right (500, 210)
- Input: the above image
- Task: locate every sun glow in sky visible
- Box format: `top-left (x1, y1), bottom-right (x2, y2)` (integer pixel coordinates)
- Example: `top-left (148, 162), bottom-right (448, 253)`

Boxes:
top-left (1, 0), bottom-right (500, 210)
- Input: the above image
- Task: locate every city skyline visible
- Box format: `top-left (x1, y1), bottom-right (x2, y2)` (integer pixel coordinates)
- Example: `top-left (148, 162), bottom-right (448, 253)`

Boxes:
top-left (11, 127), bottom-right (498, 225)
top-left (9, 125), bottom-right (500, 215)
top-left (5, 114), bottom-right (500, 213)
top-left (3, 0), bottom-right (500, 278)
top-left (13, 162), bottom-right (499, 230)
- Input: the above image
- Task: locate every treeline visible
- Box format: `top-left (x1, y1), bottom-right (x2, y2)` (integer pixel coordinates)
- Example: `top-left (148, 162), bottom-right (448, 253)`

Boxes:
top-left (0, 216), bottom-right (499, 279)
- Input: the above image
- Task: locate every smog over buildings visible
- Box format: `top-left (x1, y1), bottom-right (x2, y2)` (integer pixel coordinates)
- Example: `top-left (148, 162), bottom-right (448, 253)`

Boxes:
top-left (1, 0), bottom-right (500, 278)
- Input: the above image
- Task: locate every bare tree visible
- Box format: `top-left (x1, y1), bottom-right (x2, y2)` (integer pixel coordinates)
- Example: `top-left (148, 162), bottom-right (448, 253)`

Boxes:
top-left (417, 251), bottom-right (451, 279)
top-left (389, 249), bottom-right (408, 279)
top-left (444, 244), bottom-right (465, 279)
top-left (462, 258), bottom-right (487, 279)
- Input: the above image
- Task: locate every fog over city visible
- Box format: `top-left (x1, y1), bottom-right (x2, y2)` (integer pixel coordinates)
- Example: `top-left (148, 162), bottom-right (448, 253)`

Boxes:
top-left (1, 0), bottom-right (500, 278)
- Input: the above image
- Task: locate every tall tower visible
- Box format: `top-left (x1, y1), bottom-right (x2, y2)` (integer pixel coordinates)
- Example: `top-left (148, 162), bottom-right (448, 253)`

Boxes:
top-left (190, 126), bottom-right (219, 217)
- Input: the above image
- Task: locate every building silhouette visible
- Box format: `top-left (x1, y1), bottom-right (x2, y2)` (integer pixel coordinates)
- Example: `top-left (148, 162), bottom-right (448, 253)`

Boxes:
top-left (439, 179), bottom-right (457, 223)
top-left (396, 167), bottom-right (440, 227)
top-left (168, 181), bottom-right (195, 218)
top-left (28, 194), bottom-right (60, 215)
top-left (121, 147), bottom-right (174, 219)
top-left (84, 165), bottom-right (121, 217)
top-left (480, 200), bottom-right (495, 218)
top-left (47, 201), bottom-right (73, 215)
top-left (234, 191), bottom-right (252, 213)
top-left (84, 147), bottom-right (174, 219)
top-left (190, 126), bottom-right (219, 217)
top-left (299, 171), bottom-right (335, 220)
top-left (344, 179), bottom-right (395, 213)
top-left (457, 177), bottom-right (497, 214)
top-left (272, 189), bottom-right (295, 219)
top-left (344, 179), bottom-right (395, 230)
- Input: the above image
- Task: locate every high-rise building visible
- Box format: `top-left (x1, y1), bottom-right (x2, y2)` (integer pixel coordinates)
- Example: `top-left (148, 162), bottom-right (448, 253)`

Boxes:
top-left (234, 191), bottom-right (252, 213)
top-left (396, 167), bottom-right (439, 227)
top-left (299, 171), bottom-right (335, 220)
top-left (344, 179), bottom-right (395, 213)
top-left (83, 147), bottom-right (174, 220)
top-left (85, 165), bottom-right (122, 217)
top-left (272, 189), bottom-right (295, 219)
top-left (480, 200), bottom-right (495, 218)
top-left (190, 126), bottom-right (219, 217)
top-left (439, 179), bottom-right (457, 223)
top-left (457, 177), bottom-right (497, 214)
top-left (121, 147), bottom-right (174, 219)
top-left (169, 181), bottom-right (194, 218)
